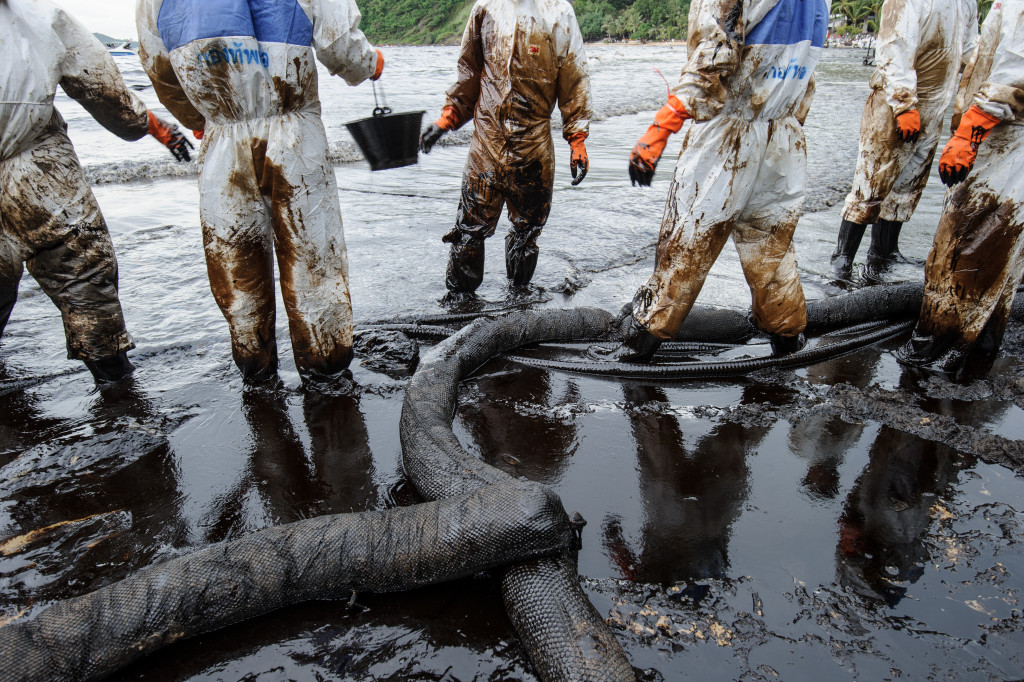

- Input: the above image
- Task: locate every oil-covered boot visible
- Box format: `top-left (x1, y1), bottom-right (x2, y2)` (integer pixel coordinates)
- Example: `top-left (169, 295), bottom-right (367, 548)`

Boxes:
top-left (84, 351), bottom-right (135, 384)
top-left (505, 226), bottom-right (541, 288)
top-left (443, 228), bottom-right (485, 294)
top-left (769, 332), bottom-right (806, 356)
top-left (0, 288), bottom-right (16, 338)
top-left (831, 220), bottom-right (868, 280)
top-left (865, 219), bottom-right (914, 281)
top-left (592, 315), bottom-right (663, 363)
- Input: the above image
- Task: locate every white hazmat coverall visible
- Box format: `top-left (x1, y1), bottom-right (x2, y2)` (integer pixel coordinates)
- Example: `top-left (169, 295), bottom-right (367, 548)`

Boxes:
top-left (901, 0), bottom-right (1024, 373)
top-left (842, 0), bottom-right (979, 226)
top-left (631, 0), bottom-right (829, 343)
top-left (137, 0), bottom-right (381, 382)
top-left (0, 0), bottom-right (152, 367)
top-left (832, 0), bottom-right (979, 280)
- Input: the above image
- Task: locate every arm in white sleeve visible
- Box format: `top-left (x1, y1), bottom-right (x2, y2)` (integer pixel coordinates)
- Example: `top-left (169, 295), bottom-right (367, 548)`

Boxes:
top-left (136, 0), bottom-right (206, 132)
top-left (305, 0), bottom-right (379, 85)
top-left (670, 0), bottom-right (743, 121)
top-left (54, 7), bottom-right (149, 140)
top-left (874, 0), bottom-right (922, 115)
top-left (961, 0), bottom-right (980, 68)
top-left (973, 0), bottom-right (1024, 122)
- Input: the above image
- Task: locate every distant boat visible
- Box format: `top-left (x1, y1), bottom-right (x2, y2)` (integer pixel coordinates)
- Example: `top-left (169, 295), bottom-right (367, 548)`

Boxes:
top-left (108, 41), bottom-right (136, 57)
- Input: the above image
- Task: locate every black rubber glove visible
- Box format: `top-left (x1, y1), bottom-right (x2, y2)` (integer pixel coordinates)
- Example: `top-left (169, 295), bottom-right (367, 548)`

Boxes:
top-left (419, 124), bottom-right (447, 154)
top-left (628, 154), bottom-right (655, 187)
top-left (166, 132), bottom-right (194, 163)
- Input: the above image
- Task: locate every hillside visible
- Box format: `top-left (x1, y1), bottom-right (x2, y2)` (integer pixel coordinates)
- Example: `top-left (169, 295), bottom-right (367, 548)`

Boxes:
top-left (359, 0), bottom-right (691, 45)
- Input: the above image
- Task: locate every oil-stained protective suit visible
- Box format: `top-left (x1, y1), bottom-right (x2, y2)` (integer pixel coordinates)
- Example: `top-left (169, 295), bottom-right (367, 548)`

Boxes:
top-left (628, 0), bottom-right (829, 348)
top-left (899, 0), bottom-right (1024, 373)
top-left (835, 0), bottom-right (979, 277)
top-left (137, 0), bottom-right (383, 383)
top-left (0, 0), bottom-right (155, 376)
top-left (438, 0), bottom-right (592, 293)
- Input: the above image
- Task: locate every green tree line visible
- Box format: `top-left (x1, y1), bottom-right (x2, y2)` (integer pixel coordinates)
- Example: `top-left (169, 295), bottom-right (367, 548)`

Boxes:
top-left (359, 0), bottom-right (996, 46)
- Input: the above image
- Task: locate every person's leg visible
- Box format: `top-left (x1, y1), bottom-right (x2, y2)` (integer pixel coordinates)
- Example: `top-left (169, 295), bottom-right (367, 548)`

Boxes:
top-left (0, 230), bottom-right (24, 338)
top-left (623, 119), bottom-right (763, 360)
top-left (261, 116), bottom-right (356, 382)
top-left (835, 89), bottom-right (912, 276)
top-left (1, 126), bottom-right (134, 379)
top-left (445, 147), bottom-right (504, 294)
top-left (735, 118), bottom-right (808, 353)
top-left (504, 155), bottom-right (554, 288)
top-left (900, 126), bottom-right (1024, 373)
top-left (867, 103), bottom-right (945, 277)
top-left (199, 127), bottom-right (277, 383)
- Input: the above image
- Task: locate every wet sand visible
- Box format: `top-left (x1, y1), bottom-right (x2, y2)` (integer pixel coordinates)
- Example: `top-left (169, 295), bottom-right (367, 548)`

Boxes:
top-left (1, 47), bottom-right (1023, 679)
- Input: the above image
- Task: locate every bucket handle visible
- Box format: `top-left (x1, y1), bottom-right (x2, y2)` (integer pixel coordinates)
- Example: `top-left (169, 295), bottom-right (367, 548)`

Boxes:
top-left (372, 81), bottom-right (391, 118)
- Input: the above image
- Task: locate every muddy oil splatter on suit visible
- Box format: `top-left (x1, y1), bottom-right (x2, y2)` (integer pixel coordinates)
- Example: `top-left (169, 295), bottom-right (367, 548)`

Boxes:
top-left (0, 0), bottom-right (151, 366)
top-left (438, 0), bottom-right (592, 293)
top-left (834, 0), bottom-right (979, 278)
top-left (136, 0), bottom-right (382, 382)
top-left (842, 0), bottom-right (978, 226)
top-left (901, 0), bottom-right (1024, 373)
top-left (630, 0), bottom-right (830, 343)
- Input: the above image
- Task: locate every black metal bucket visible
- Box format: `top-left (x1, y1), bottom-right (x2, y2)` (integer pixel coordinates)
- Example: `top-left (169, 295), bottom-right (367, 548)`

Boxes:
top-left (345, 107), bottom-right (425, 171)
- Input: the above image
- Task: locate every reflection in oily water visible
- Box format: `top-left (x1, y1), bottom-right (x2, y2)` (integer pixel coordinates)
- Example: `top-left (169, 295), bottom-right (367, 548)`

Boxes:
top-left (836, 425), bottom-right (970, 607)
top-left (789, 344), bottom-right (886, 500)
top-left (0, 379), bottom-right (188, 609)
top-left (203, 383), bottom-right (377, 544)
top-left (458, 365), bottom-right (580, 485)
top-left (604, 383), bottom-right (763, 584)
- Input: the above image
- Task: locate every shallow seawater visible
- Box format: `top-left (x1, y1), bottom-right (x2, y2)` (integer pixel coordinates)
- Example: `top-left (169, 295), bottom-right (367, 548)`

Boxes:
top-left (2, 46), bottom-right (1023, 680)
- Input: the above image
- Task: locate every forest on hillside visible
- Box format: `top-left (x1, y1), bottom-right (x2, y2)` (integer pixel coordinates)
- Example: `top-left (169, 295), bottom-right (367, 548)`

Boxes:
top-left (358, 0), bottom-right (996, 45)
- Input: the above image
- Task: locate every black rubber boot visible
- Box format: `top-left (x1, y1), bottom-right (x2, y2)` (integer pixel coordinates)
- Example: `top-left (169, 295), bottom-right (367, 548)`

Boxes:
top-left (505, 226), bottom-right (541, 288)
top-left (84, 351), bottom-right (135, 384)
top-left (769, 332), bottom-right (806, 356)
top-left (0, 288), bottom-right (16, 339)
top-left (865, 219), bottom-right (908, 281)
top-left (831, 220), bottom-right (868, 280)
top-left (896, 333), bottom-right (965, 374)
top-left (443, 228), bottom-right (485, 294)
top-left (592, 315), bottom-right (663, 363)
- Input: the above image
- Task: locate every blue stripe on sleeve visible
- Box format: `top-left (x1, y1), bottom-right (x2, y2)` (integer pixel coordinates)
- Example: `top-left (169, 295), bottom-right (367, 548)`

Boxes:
top-left (746, 0), bottom-right (829, 47)
top-left (157, 0), bottom-right (313, 52)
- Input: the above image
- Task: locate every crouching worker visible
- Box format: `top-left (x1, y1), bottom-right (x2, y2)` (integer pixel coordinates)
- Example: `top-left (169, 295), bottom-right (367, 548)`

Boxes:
top-left (137, 0), bottom-right (384, 385)
top-left (898, 0), bottom-right (1024, 375)
top-left (419, 0), bottom-right (592, 295)
top-left (0, 0), bottom-right (193, 384)
top-left (609, 0), bottom-right (829, 362)
top-left (831, 0), bottom-right (978, 281)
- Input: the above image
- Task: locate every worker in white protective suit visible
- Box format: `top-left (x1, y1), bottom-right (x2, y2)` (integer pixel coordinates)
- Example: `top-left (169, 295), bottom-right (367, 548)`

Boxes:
top-left (0, 0), bottom-right (195, 384)
top-left (832, 0), bottom-right (979, 281)
top-left (418, 0), bottom-right (592, 294)
top-left (898, 0), bottom-right (1024, 375)
top-left (136, 0), bottom-right (384, 385)
top-left (606, 0), bottom-right (829, 363)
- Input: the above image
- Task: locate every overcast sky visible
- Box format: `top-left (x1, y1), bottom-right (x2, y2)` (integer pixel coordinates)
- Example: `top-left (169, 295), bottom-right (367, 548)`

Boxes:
top-left (57, 0), bottom-right (138, 38)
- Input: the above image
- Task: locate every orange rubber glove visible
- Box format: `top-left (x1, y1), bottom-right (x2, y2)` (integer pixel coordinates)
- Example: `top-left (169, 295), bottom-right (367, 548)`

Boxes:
top-left (372, 49), bottom-right (384, 81)
top-left (148, 111), bottom-right (193, 162)
top-left (895, 109), bottom-right (921, 142)
top-left (628, 94), bottom-right (690, 187)
top-left (569, 132), bottom-right (588, 186)
top-left (938, 105), bottom-right (1001, 186)
top-left (192, 129), bottom-right (204, 141)
top-left (435, 105), bottom-right (461, 131)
